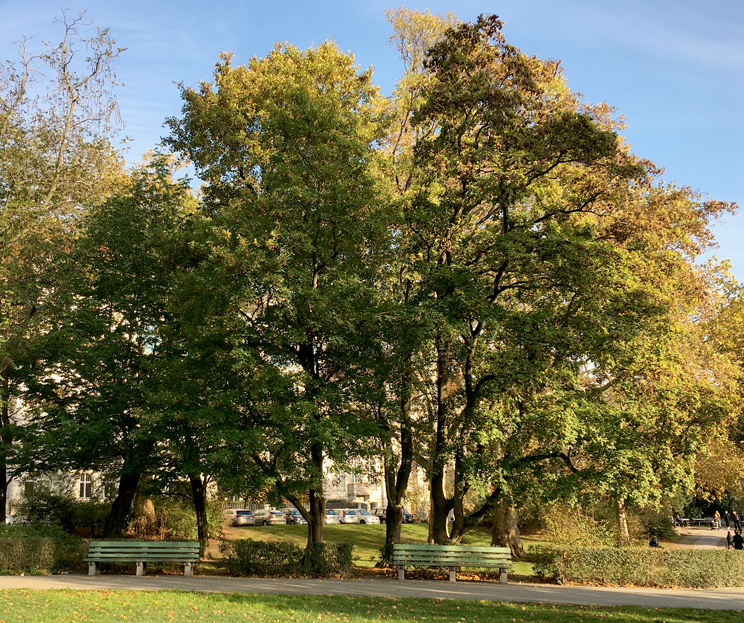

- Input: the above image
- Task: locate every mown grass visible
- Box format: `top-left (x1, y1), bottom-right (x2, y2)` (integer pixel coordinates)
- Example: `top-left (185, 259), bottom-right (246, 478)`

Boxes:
top-left (0, 590), bottom-right (739, 622)
top-left (223, 523), bottom-right (543, 575)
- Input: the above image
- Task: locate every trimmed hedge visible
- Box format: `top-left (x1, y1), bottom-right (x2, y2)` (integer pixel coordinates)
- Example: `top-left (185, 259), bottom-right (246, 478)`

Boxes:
top-left (531, 545), bottom-right (744, 588)
top-left (223, 539), bottom-right (353, 578)
top-left (0, 524), bottom-right (86, 574)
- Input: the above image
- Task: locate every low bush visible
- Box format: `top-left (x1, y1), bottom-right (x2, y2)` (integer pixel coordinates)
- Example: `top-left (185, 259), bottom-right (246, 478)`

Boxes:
top-left (129, 496), bottom-right (222, 541)
top-left (16, 490), bottom-right (110, 538)
top-left (531, 545), bottom-right (744, 588)
top-left (223, 539), bottom-right (353, 578)
top-left (0, 524), bottom-right (86, 574)
top-left (302, 541), bottom-right (353, 577)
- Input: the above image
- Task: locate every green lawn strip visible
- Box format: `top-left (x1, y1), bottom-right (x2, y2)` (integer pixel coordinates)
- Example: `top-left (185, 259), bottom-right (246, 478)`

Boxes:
top-left (0, 590), bottom-right (738, 623)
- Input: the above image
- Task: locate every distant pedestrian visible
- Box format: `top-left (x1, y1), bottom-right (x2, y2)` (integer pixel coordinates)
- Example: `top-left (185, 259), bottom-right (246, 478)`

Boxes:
top-left (714, 510), bottom-right (721, 529)
top-left (734, 511), bottom-right (741, 532)
top-left (734, 530), bottom-right (744, 551)
top-left (727, 531), bottom-right (733, 549)
top-left (725, 511), bottom-right (730, 528)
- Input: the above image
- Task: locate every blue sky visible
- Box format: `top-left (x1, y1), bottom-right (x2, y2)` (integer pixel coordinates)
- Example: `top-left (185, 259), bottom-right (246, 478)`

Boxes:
top-left (2, 0), bottom-right (742, 279)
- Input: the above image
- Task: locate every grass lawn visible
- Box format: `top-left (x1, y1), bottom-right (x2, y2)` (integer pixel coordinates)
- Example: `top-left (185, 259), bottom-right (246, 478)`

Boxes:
top-left (1, 590), bottom-right (740, 623)
top-left (221, 523), bottom-right (544, 575)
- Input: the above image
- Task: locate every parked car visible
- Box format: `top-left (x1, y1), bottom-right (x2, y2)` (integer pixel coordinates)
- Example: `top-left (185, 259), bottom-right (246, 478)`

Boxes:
top-left (285, 509), bottom-right (308, 525)
top-left (324, 510), bottom-right (340, 524)
top-left (338, 509), bottom-right (361, 524)
top-left (253, 509), bottom-right (287, 526)
top-left (357, 509), bottom-right (380, 525)
top-left (231, 509), bottom-right (256, 527)
top-left (372, 508), bottom-right (414, 524)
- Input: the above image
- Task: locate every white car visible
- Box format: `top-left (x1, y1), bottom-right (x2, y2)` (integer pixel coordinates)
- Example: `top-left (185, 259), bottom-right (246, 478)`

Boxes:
top-left (338, 509), bottom-right (361, 524)
top-left (324, 510), bottom-right (341, 524)
top-left (357, 509), bottom-right (380, 524)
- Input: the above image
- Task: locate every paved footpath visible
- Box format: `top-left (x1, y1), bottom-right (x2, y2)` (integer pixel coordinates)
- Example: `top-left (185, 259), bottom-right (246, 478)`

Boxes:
top-left (1, 574), bottom-right (743, 611)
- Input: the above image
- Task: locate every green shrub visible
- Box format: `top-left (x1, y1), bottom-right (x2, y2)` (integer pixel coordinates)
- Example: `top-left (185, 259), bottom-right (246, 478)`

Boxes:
top-left (531, 545), bottom-right (744, 588)
top-left (223, 540), bottom-right (353, 578)
top-left (302, 542), bottom-right (353, 577)
top-left (129, 497), bottom-right (223, 540)
top-left (16, 489), bottom-right (110, 538)
top-left (0, 524), bottom-right (86, 574)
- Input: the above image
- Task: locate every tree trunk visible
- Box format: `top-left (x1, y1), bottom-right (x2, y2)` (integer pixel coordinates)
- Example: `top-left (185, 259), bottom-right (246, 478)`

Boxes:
top-left (102, 472), bottom-right (141, 538)
top-left (379, 383), bottom-right (415, 564)
top-left (189, 473), bottom-right (209, 555)
top-left (615, 497), bottom-right (630, 545)
top-left (491, 502), bottom-right (525, 559)
top-left (0, 373), bottom-right (10, 522)
top-left (306, 441), bottom-right (325, 546)
top-left (429, 471), bottom-right (453, 544)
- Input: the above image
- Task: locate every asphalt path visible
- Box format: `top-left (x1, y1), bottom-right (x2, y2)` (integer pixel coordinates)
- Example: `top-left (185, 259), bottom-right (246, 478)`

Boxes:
top-left (1, 574), bottom-right (743, 611)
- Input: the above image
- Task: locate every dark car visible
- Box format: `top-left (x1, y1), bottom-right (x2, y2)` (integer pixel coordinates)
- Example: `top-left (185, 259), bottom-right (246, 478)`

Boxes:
top-left (372, 508), bottom-right (414, 524)
top-left (284, 509), bottom-right (308, 525)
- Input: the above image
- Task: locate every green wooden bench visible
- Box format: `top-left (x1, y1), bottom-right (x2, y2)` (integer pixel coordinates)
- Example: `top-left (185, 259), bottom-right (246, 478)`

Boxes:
top-left (85, 541), bottom-right (200, 577)
top-left (392, 543), bottom-right (512, 583)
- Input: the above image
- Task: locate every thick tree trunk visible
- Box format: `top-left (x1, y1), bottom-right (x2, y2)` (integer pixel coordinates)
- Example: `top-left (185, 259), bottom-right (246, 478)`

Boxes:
top-left (615, 497), bottom-right (630, 545)
top-left (188, 473), bottom-right (209, 555)
top-left (430, 471), bottom-right (453, 544)
top-left (306, 441), bottom-right (325, 546)
top-left (491, 502), bottom-right (525, 559)
top-left (102, 472), bottom-right (141, 538)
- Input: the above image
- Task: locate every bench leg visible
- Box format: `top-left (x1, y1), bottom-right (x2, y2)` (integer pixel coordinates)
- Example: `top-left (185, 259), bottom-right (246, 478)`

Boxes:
top-left (136, 561), bottom-right (147, 577)
top-left (184, 562), bottom-right (194, 577)
top-left (398, 566), bottom-right (405, 581)
top-left (449, 567), bottom-right (456, 583)
top-left (88, 562), bottom-right (98, 576)
top-left (500, 567), bottom-right (508, 584)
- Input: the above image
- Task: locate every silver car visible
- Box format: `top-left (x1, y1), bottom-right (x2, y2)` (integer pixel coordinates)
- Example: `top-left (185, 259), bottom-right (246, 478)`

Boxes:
top-left (324, 510), bottom-right (340, 524)
top-left (253, 509), bottom-right (287, 526)
top-left (231, 509), bottom-right (256, 527)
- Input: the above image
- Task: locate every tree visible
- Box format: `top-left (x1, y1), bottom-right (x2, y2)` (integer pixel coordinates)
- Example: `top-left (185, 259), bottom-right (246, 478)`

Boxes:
top-left (19, 157), bottom-right (192, 537)
top-left (386, 14), bottom-right (736, 544)
top-left (0, 12), bottom-right (124, 519)
top-left (166, 42), bottom-right (388, 544)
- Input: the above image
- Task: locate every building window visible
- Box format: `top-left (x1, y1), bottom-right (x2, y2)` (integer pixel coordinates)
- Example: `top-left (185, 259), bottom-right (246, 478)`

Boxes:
top-left (79, 474), bottom-right (92, 499)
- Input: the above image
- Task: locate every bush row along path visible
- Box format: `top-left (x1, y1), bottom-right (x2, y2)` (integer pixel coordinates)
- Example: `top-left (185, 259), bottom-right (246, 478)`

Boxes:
top-left (1, 574), bottom-right (743, 611)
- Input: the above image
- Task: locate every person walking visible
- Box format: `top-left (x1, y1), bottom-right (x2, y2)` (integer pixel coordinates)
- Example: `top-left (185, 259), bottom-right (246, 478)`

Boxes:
top-left (734, 511), bottom-right (741, 531)
top-left (714, 510), bottom-right (721, 529)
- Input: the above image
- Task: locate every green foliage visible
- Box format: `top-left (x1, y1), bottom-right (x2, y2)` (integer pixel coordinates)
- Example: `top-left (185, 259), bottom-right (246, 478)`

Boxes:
top-left (223, 539), bottom-right (353, 578)
top-left (223, 539), bottom-right (304, 576)
top-left (129, 496), bottom-right (222, 541)
top-left (15, 488), bottom-right (110, 538)
top-left (0, 523), bottom-right (86, 574)
top-left (302, 541), bottom-right (354, 577)
top-left (531, 545), bottom-right (744, 588)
